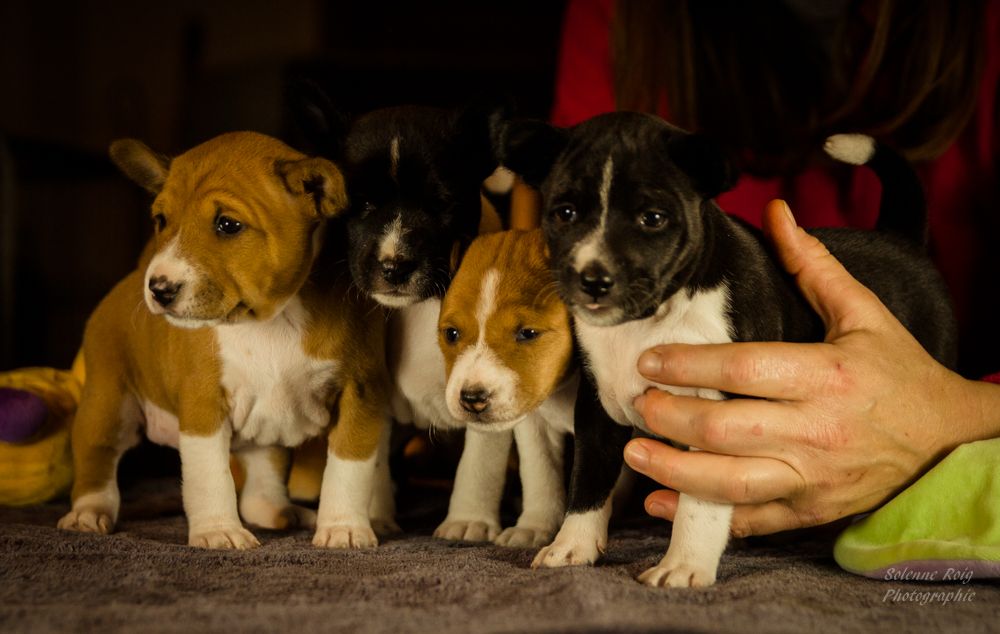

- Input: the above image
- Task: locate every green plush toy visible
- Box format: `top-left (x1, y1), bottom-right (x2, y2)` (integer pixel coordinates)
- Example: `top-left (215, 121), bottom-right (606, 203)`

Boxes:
top-left (0, 354), bottom-right (84, 506)
top-left (835, 438), bottom-right (1000, 580)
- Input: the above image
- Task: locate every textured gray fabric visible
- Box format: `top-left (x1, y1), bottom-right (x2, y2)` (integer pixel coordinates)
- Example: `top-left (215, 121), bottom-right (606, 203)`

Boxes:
top-left (1, 481), bottom-right (998, 634)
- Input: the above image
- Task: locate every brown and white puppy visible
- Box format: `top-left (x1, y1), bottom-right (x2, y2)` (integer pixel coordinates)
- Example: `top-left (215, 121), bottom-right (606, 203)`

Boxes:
top-left (437, 229), bottom-right (577, 546)
top-left (57, 132), bottom-right (391, 549)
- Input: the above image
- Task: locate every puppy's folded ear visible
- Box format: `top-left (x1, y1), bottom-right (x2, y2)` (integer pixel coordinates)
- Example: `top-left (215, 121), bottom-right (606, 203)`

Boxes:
top-left (665, 133), bottom-right (739, 199)
top-left (275, 158), bottom-right (348, 218)
top-left (498, 119), bottom-right (568, 189)
top-left (109, 139), bottom-right (171, 194)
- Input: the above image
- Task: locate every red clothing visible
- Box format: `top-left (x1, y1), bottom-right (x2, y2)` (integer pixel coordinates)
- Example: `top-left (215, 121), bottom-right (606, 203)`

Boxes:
top-left (552, 0), bottom-right (999, 377)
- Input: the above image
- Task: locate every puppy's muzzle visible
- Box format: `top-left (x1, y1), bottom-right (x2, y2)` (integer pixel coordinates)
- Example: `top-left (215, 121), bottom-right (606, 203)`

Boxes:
top-left (459, 386), bottom-right (491, 414)
top-left (379, 257), bottom-right (417, 286)
top-left (149, 276), bottom-right (183, 308)
top-left (579, 262), bottom-right (614, 300)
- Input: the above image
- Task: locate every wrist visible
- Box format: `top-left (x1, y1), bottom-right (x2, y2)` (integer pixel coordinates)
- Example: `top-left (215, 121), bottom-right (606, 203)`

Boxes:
top-left (946, 374), bottom-right (1000, 448)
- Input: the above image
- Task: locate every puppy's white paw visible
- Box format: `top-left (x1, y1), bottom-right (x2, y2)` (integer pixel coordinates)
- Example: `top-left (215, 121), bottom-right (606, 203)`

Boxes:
top-left (312, 524), bottom-right (378, 549)
top-left (370, 516), bottom-right (402, 536)
top-left (57, 508), bottom-right (115, 535)
top-left (637, 562), bottom-right (717, 588)
top-left (241, 497), bottom-right (317, 530)
top-left (189, 525), bottom-right (260, 550)
top-left (531, 536), bottom-right (604, 568)
top-left (433, 519), bottom-right (500, 542)
top-left (494, 525), bottom-right (555, 548)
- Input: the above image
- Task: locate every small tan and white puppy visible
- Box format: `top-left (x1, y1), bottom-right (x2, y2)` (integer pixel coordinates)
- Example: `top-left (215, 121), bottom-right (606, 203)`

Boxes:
top-left (57, 131), bottom-right (391, 550)
top-left (436, 229), bottom-right (577, 546)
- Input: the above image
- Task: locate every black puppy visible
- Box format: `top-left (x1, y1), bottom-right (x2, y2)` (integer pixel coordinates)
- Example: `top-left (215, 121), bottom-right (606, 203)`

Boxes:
top-left (343, 104), bottom-right (505, 307)
top-left (501, 112), bottom-right (956, 587)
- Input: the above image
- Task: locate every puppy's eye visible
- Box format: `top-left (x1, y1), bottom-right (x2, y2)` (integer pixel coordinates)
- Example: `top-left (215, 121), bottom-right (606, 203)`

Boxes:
top-left (639, 210), bottom-right (667, 230)
top-left (515, 328), bottom-right (540, 342)
top-left (551, 204), bottom-right (577, 224)
top-left (361, 201), bottom-right (376, 216)
top-left (443, 327), bottom-right (461, 344)
top-left (152, 213), bottom-right (166, 232)
top-left (215, 214), bottom-right (244, 236)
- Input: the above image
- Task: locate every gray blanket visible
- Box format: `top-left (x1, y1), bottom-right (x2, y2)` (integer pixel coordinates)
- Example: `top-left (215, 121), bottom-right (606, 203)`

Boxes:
top-left (1, 479), bottom-right (997, 633)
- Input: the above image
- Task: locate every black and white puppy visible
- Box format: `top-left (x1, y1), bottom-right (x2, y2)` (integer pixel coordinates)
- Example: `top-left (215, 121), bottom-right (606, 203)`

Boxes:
top-left (305, 95), bottom-right (552, 542)
top-left (501, 112), bottom-right (957, 587)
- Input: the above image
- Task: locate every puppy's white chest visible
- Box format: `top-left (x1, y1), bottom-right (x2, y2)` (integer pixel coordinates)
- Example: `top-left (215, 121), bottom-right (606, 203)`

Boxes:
top-left (575, 286), bottom-right (733, 433)
top-left (389, 299), bottom-right (456, 429)
top-left (215, 298), bottom-right (338, 447)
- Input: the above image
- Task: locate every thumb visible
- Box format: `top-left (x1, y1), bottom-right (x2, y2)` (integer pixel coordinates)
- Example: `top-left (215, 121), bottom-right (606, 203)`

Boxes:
top-left (761, 199), bottom-right (886, 334)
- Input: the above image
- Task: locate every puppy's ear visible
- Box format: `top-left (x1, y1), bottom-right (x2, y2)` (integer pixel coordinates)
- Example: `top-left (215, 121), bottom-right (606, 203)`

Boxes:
top-left (449, 93), bottom-right (514, 182)
top-left (285, 78), bottom-right (348, 160)
top-left (666, 133), bottom-right (738, 199)
top-left (498, 119), bottom-right (568, 189)
top-left (275, 157), bottom-right (348, 218)
top-left (449, 239), bottom-right (466, 277)
top-left (109, 139), bottom-right (170, 194)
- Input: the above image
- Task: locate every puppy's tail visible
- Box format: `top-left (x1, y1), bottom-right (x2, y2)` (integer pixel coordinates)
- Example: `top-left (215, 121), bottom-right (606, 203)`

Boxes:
top-left (823, 134), bottom-right (927, 247)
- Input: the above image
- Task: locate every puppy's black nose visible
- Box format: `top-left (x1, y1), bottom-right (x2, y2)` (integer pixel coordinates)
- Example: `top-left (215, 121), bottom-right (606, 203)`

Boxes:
top-left (149, 276), bottom-right (182, 307)
top-left (580, 263), bottom-right (614, 299)
top-left (380, 258), bottom-right (417, 285)
top-left (460, 387), bottom-right (491, 414)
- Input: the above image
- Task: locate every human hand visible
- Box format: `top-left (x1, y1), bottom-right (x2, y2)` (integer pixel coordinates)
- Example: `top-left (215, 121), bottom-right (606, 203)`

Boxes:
top-left (624, 199), bottom-right (1000, 536)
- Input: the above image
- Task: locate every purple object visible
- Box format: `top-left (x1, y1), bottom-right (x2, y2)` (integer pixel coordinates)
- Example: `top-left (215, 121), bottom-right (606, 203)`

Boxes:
top-left (0, 387), bottom-right (49, 443)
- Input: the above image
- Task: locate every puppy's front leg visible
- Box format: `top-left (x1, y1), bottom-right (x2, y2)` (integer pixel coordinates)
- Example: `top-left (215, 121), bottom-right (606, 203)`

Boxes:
top-left (434, 426), bottom-right (513, 542)
top-left (638, 491), bottom-right (732, 588)
top-left (180, 423), bottom-right (259, 549)
top-left (496, 415), bottom-right (564, 548)
top-left (314, 378), bottom-right (383, 549)
top-left (532, 374), bottom-right (631, 568)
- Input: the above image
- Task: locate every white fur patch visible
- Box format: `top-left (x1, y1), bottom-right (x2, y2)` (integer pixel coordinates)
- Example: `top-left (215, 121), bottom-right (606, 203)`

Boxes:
top-left (142, 400), bottom-right (180, 448)
top-left (70, 480), bottom-right (121, 524)
top-left (144, 235), bottom-right (197, 315)
top-left (509, 413), bottom-right (566, 539)
top-left (824, 134), bottom-right (875, 166)
top-left (316, 449), bottom-right (378, 531)
top-left (571, 154), bottom-right (614, 271)
top-left (436, 426), bottom-right (513, 538)
top-left (179, 426), bottom-right (242, 533)
top-left (388, 298), bottom-right (457, 429)
top-left (389, 136), bottom-right (401, 182)
top-left (215, 297), bottom-right (338, 447)
top-left (483, 166), bottom-right (516, 194)
top-left (640, 491), bottom-right (733, 587)
top-left (532, 500), bottom-right (612, 568)
top-left (574, 285), bottom-right (733, 430)
top-left (378, 213), bottom-right (405, 262)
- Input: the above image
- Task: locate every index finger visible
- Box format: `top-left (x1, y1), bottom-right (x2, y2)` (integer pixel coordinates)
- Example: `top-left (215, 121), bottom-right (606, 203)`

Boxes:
top-left (638, 341), bottom-right (843, 401)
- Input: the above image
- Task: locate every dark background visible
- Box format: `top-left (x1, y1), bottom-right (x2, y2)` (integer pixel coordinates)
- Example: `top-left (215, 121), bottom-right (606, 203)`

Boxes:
top-left (0, 0), bottom-right (567, 371)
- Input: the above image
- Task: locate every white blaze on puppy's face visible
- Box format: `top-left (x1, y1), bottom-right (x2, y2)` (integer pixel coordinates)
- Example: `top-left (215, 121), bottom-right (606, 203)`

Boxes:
top-left (144, 234), bottom-right (202, 320)
top-left (571, 154), bottom-right (614, 273)
top-left (444, 268), bottom-right (522, 424)
top-left (439, 230), bottom-right (573, 429)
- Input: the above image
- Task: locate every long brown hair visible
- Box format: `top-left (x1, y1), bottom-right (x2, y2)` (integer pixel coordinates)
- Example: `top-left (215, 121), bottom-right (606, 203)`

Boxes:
top-left (612, 0), bottom-right (987, 175)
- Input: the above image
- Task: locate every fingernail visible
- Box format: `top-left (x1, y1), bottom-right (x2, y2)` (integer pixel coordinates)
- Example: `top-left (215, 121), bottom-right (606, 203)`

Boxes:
top-left (647, 501), bottom-right (667, 517)
top-left (780, 200), bottom-right (796, 227)
top-left (624, 440), bottom-right (649, 470)
top-left (637, 350), bottom-right (663, 376)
